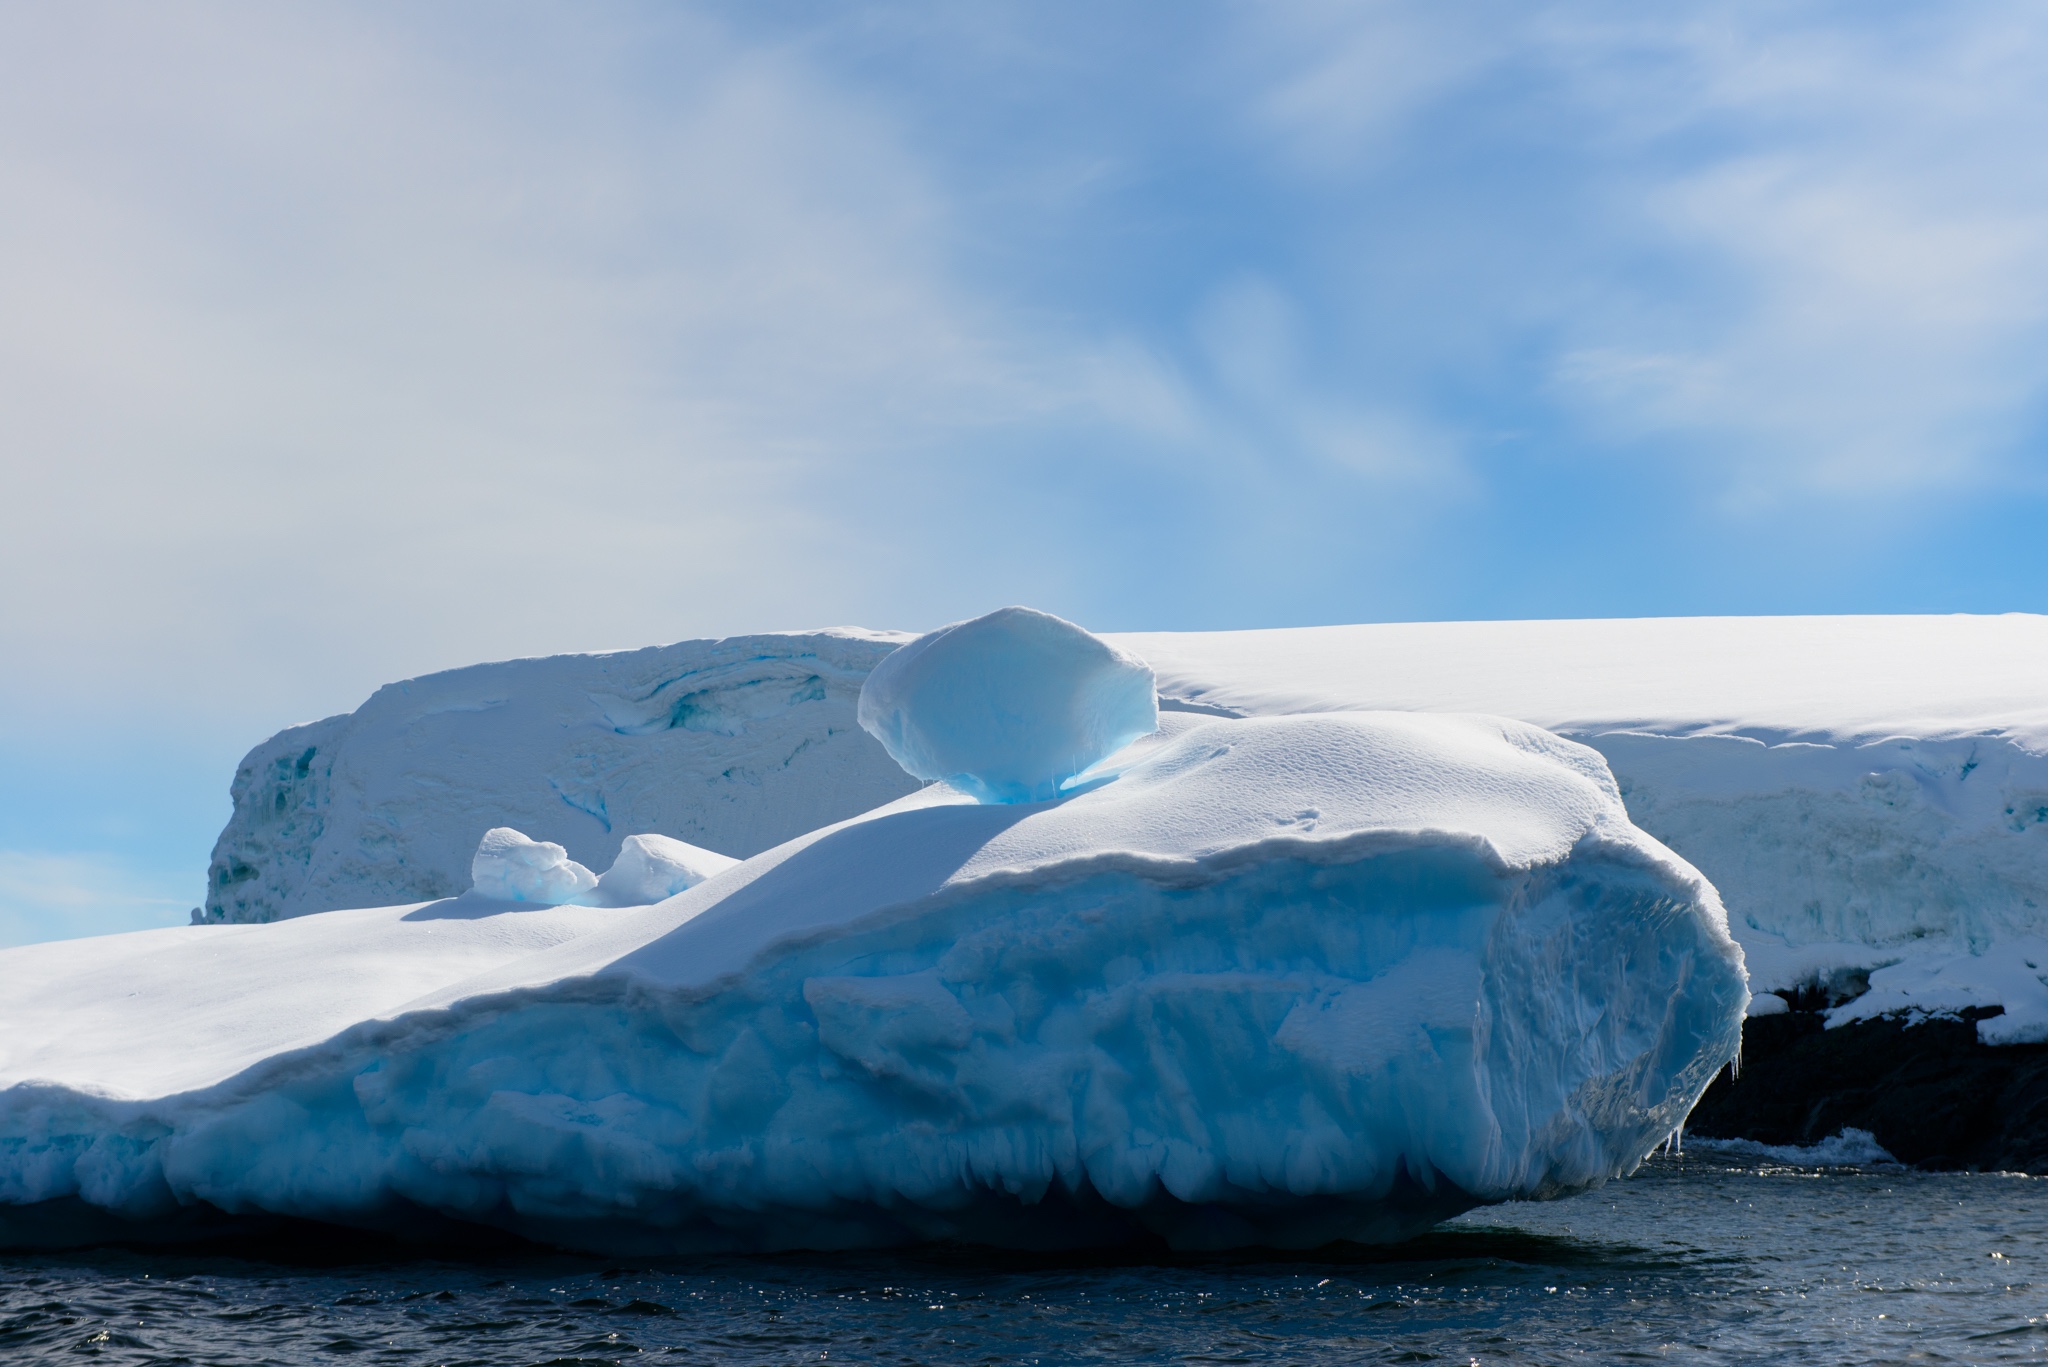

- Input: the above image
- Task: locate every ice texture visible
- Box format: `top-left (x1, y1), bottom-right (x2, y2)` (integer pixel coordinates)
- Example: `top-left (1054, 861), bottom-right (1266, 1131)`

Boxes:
top-left (470, 828), bottom-right (598, 904)
top-left (0, 710), bottom-right (1744, 1252)
top-left (590, 834), bottom-right (738, 907)
top-left (199, 630), bottom-right (918, 923)
top-left (856, 607), bottom-right (1157, 803)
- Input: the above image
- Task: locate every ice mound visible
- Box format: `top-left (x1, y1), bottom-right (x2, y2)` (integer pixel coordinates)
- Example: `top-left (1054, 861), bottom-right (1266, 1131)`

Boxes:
top-left (857, 606), bottom-right (1158, 802)
top-left (470, 828), bottom-right (597, 904)
top-left (589, 833), bottom-right (738, 907)
top-left (0, 709), bottom-right (1746, 1253)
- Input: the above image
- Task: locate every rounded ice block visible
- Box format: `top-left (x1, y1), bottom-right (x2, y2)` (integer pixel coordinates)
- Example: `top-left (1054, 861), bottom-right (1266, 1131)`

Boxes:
top-left (857, 606), bottom-right (1159, 803)
top-left (469, 827), bottom-right (597, 904)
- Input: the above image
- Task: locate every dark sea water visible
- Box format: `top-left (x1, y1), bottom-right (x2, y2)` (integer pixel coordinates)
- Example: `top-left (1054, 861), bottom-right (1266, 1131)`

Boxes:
top-left (4, 1152), bottom-right (2045, 1366)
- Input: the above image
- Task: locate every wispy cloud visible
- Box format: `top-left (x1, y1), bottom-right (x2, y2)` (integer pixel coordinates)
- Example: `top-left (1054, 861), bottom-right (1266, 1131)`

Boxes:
top-left (0, 850), bottom-right (193, 948)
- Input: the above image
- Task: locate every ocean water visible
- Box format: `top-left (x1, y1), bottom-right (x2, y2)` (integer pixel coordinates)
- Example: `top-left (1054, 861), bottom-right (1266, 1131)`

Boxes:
top-left (3, 1152), bottom-right (2044, 1366)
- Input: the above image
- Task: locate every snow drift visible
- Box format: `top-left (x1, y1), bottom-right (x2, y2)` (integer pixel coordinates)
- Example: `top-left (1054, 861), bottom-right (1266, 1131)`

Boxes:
top-left (0, 706), bottom-right (1744, 1251)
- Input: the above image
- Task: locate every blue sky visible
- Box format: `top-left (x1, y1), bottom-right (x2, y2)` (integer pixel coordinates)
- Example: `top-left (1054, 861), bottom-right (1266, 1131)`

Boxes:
top-left (5, 1), bottom-right (2048, 944)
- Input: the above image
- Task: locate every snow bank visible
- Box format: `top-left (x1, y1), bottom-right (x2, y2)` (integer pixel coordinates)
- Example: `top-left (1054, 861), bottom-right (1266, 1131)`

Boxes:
top-left (0, 710), bottom-right (1743, 1252)
top-left (470, 828), bottom-right (596, 905)
top-left (201, 630), bottom-right (918, 923)
top-left (1114, 614), bottom-right (2048, 1045)
top-left (856, 607), bottom-right (1157, 803)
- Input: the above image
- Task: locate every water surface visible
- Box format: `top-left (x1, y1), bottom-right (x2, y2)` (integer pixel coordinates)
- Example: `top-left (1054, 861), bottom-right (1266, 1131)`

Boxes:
top-left (3, 1153), bottom-right (2043, 1364)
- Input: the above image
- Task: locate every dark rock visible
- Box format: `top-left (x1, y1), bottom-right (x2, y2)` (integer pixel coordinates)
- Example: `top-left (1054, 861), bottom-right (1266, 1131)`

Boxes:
top-left (1688, 1008), bottom-right (2048, 1171)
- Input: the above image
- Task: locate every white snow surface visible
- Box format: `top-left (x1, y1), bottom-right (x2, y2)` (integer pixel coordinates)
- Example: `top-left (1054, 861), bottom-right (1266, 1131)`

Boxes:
top-left (1, 710), bottom-right (1744, 1252)
top-left (1111, 614), bottom-right (2048, 1045)
top-left (857, 607), bottom-right (1158, 803)
top-left (201, 629), bottom-right (919, 924)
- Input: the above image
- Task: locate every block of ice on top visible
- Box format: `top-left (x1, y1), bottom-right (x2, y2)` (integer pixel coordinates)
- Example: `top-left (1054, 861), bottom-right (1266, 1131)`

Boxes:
top-left (590, 833), bottom-right (739, 906)
top-left (470, 827), bottom-right (597, 904)
top-left (857, 606), bottom-right (1159, 803)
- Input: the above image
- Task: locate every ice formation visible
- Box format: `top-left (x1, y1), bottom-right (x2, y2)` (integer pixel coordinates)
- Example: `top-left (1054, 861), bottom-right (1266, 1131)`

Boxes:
top-left (470, 828), bottom-right (597, 904)
top-left (0, 704), bottom-right (1743, 1251)
top-left (200, 630), bottom-right (918, 923)
top-left (589, 833), bottom-right (738, 907)
top-left (1120, 615), bottom-right (2048, 1045)
top-left (197, 613), bottom-right (2048, 1037)
top-left (857, 606), bottom-right (1158, 803)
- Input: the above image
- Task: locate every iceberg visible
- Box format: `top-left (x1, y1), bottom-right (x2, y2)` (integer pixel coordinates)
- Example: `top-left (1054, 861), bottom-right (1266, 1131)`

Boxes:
top-left (0, 693), bottom-right (1744, 1250)
top-left (856, 606), bottom-right (1158, 803)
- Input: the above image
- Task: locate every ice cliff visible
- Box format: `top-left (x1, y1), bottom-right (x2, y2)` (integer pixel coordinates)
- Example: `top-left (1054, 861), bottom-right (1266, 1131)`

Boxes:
top-left (201, 630), bottom-right (919, 923)
top-left (0, 614), bottom-right (1744, 1250)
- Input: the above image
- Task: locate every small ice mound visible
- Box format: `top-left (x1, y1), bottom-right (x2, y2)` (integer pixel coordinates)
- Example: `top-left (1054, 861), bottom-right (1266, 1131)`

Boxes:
top-left (857, 606), bottom-right (1159, 803)
top-left (469, 827), bottom-right (597, 904)
top-left (590, 833), bottom-right (739, 906)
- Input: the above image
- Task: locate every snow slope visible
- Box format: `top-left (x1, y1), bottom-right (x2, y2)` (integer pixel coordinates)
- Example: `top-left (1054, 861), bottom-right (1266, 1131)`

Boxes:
top-left (202, 630), bottom-right (919, 923)
top-left (1115, 615), bottom-right (2048, 1044)
top-left (0, 711), bottom-right (1744, 1252)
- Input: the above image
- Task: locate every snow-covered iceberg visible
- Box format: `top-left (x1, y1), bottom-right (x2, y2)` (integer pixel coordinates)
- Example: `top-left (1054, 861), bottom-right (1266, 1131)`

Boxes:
top-left (0, 704), bottom-right (1743, 1251)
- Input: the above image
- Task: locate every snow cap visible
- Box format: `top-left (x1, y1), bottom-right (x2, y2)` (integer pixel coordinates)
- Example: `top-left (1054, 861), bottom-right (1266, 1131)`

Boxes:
top-left (856, 605), bottom-right (1159, 803)
top-left (470, 827), bottom-right (598, 904)
top-left (592, 833), bottom-right (739, 906)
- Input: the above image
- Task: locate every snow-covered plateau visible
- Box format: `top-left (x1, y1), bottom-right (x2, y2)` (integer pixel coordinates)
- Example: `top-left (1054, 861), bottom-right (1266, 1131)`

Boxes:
top-left (1, 612), bottom-right (1748, 1251)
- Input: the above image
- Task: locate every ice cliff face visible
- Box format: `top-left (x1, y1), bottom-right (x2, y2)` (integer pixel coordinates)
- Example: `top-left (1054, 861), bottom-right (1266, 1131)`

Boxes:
top-left (202, 630), bottom-right (920, 923)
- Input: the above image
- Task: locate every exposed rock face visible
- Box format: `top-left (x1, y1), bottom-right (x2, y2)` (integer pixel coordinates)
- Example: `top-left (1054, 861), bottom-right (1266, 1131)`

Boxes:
top-left (1690, 1010), bottom-right (2048, 1172)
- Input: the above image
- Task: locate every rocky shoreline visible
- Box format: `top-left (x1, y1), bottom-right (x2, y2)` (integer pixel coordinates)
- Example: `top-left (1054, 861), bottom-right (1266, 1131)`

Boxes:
top-left (1688, 1009), bottom-right (2048, 1172)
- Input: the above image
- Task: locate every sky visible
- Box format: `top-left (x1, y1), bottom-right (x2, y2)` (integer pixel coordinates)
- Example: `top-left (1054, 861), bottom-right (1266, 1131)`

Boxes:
top-left (5, 0), bottom-right (2048, 945)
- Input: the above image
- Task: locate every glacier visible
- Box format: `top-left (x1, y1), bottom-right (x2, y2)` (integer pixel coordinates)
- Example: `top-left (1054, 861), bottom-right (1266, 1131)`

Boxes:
top-left (199, 629), bottom-right (918, 924)
top-left (0, 697), bottom-right (1744, 1251)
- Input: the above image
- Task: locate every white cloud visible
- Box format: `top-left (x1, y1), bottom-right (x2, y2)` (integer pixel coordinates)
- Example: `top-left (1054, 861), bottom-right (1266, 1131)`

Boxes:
top-left (0, 3), bottom-right (1077, 734)
top-left (1536, 1), bottom-right (2048, 497)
